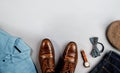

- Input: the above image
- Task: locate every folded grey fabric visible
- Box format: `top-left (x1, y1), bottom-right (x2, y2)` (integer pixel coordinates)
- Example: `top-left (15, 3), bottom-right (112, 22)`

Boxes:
top-left (0, 29), bottom-right (37, 73)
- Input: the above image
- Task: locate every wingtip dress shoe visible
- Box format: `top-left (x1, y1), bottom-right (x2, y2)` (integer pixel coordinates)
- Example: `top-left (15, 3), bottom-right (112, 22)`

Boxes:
top-left (39, 38), bottom-right (55, 73)
top-left (60, 42), bottom-right (78, 73)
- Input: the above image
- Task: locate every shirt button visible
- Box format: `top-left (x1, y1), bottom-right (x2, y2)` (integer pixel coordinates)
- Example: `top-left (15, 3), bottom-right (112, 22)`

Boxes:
top-left (2, 60), bottom-right (5, 62)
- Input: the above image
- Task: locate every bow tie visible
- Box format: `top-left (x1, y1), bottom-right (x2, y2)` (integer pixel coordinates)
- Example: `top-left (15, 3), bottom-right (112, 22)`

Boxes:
top-left (90, 37), bottom-right (104, 58)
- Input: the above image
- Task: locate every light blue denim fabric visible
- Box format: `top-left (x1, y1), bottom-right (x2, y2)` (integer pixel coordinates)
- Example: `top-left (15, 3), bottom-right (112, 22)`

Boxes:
top-left (0, 29), bottom-right (37, 73)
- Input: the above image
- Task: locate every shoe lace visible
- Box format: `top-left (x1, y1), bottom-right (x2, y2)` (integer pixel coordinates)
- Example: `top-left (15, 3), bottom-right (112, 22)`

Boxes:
top-left (61, 57), bottom-right (75, 73)
top-left (41, 54), bottom-right (55, 73)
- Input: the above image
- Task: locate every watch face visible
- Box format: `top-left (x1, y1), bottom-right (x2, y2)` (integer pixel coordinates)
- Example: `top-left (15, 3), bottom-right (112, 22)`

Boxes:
top-left (106, 20), bottom-right (120, 51)
top-left (84, 62), bottom-right (90, 67)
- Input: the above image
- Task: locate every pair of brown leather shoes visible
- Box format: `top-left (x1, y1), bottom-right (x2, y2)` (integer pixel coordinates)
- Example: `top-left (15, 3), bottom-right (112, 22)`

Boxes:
top-left (39, 38), bottom-right (78, 73)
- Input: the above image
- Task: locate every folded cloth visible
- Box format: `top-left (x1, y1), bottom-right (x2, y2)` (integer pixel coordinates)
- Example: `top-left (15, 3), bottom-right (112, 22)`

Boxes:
top-left (89, 51), bottom-right (120, 73)
top-left (0, 29), bottom-right (37, 73)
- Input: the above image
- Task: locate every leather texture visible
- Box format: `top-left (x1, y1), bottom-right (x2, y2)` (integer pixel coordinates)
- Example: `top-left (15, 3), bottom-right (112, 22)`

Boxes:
top-left (60, 42), bottom-right (78, 73)
top-left (39, 38), bottom-right (55, 73)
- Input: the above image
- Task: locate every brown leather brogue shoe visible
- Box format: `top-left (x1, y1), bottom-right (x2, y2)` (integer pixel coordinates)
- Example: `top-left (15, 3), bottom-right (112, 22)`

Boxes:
top-left (60, 42), bottom-right (78, 73)
top-left (39, 38), bottom-right (55, 73)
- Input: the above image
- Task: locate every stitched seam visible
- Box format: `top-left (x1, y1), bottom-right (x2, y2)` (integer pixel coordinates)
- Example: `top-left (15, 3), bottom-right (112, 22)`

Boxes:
top-left (105, 59), bottom-right (120, 72)
top-left (106, 51), bottom-right (112, 60)
top-left (111, 55), bottom-right (120, 63)
top-left (102, 66), bottom-right (111, 73)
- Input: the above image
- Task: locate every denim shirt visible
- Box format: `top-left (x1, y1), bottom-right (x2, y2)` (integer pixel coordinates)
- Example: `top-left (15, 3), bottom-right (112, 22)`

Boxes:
top-left (89, 51), bottom-right (120, 73)
top-left (0, 29), bottom-right (37, 73)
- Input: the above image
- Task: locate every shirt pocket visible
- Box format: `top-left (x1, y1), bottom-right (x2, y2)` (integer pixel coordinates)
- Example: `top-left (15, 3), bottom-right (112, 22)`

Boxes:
top-left (12, 38), bottom-right (31, 63)
top-left (1, 38), bottom-right (31, 64)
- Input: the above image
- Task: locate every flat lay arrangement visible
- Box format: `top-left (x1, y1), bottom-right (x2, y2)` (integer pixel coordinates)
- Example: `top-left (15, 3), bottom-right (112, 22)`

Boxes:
top-left (0, 20), bottom-right (120, 73)
top-left (1, 0), bottom-right (120, 73)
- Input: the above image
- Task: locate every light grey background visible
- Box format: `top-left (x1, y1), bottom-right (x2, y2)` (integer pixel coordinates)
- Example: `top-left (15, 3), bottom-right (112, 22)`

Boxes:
top-left (0, 0), bottom-right (120, 73)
